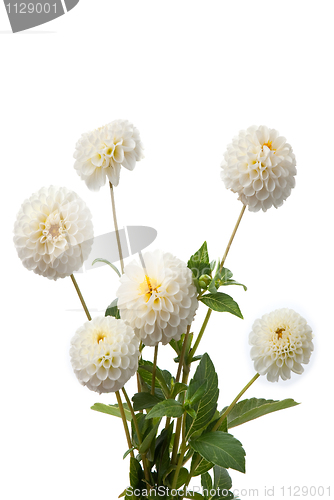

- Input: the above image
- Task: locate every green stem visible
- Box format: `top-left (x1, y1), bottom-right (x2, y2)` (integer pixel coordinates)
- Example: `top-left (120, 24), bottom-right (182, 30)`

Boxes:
top-left (109, 182), bottom-right (124, 274)
top-left (219, 204), bottom-right (246, 272)
top-left (187, 309), bottom-right (212, 365)
top-left (115, 390), bottom-right (134, 458)
top-left (151, 344), bottom-right (159, 395)
top-left (212, 372), bottom-right (260, 431)
top-left (122, 387), bottom-right (151, 484)
top-left (70, 274), bottom-right (91, 321)
top-left (186, 204), bottom-right (246, 368)
top-left (171, 414), bottom-right (188, 490)
top-left (171, 370), bottom-right (189, 464)
top-left (176, 327), bottom-right (190, 383)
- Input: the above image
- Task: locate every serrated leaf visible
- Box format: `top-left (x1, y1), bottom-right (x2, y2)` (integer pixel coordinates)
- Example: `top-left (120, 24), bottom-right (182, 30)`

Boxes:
top-left (146, 400), bottom-right (184, 419)
top-left (186, 354), bottom-right (219, 437)
top-left (132, 392), bottom-right (163, 411)
top-left (190, 432), bottom-right (245, 473)
top-left (225, 398), bottom-right (299, 429)
top-left (105, 298), bottom-right (121, 319)
top-left (200, 293), bottom-right (243, 319)
top-left (92, 258), bottom-right (121, 277)
top-left (91, 402), bottom-right (132, 421)
top-left (188, 242), bottom-right (211, 281)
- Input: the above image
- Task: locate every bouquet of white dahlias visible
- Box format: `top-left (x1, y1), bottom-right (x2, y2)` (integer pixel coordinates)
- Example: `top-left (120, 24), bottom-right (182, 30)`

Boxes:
top-left (13, 122), bottom-right (313, 499)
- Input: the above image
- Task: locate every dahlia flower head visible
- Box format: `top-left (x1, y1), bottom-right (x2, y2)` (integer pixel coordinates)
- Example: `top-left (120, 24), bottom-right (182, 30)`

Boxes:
top-left (221, 125), bottom-right (296, 212)
top-left (73, 119), bottom-right (144, 191)
top-left (116, 250), bottom-right (198, 346)
top-left (70, 316), bottom-right (140, 394)
top-left (249, 308), bottom-right (313, 382)
top-left (13, 186), bottom-right (94, 280)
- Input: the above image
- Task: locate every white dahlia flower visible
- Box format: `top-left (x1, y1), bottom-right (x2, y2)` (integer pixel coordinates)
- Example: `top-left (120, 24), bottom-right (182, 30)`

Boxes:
top-left (221, 125), bottom-right (296, 212)
top-left (249, 308), bottom-right (313, 382)
top-left (13, 186), bottom-right (93, 280)
top-left (73, 119), bottom-right (144, 191)
top-left (116, 250), bottom-right (198, 346)
top-left (70, 316), bottom-right (140, 394)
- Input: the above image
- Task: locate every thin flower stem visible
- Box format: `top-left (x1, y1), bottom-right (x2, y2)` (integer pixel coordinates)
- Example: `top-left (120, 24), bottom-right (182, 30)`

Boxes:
top-left (171, 370), bottom-right (189, 465)
top-left (187, 203), bottom-right (246, 366)
top-left (212, 372), bottom-right (260, 431)
top-left (109, 182), bottom-right (124, 274)
top-left (151, 344), bottom-right (159, 395)
top-left (187, 309), bottom-right (212, 365)
top-left (115, 390), bottom-right (134, 459)
top-left (70, 274), bottom-right (91, 321)
top-left (121, 387), bottom-right (151, 484)
top-left (171, 415), bottom-right (188, 490)
top-left (219, 203), bottom-right (246, 272)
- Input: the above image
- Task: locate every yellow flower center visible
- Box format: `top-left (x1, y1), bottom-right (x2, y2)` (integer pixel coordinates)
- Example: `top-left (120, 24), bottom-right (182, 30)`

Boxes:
top-left (96, 331), bottom-right (107, 343)
top-left (275, 327), bottom-right (285, 340)
top-left (139, 275), bottom-right (160, 302)
top-left (263, 140), bottom-right (276, 152)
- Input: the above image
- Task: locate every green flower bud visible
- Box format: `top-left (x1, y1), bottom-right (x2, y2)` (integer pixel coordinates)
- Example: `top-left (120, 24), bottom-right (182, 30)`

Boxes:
top-left (198, 274), bottom-right (211, 288)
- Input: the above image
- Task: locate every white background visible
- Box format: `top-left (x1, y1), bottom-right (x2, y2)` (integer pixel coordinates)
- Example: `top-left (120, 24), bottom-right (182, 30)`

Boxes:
top-left (1, 1), bottom-right (333, 499)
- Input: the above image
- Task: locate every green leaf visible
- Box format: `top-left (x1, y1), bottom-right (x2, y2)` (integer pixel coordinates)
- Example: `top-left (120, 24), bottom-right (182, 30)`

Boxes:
top-left (146, 400), bottom-right (184, 419)
top-left (201, 471), bottom-right (213, 494)
top-left (139, 420), bottom-right (160, 454)
top-left (208, 279), bottom-right (218, 294)
top-left (132, 392), bottom-right (163, 411)
top-left (123, 447), bottom-right (136, 459)
top-left (186, 379), bottom-right (208, 407)
top-left (186, 354), bottom-right (219, 437)
top-left (131, 413), bottom-right (151, 448)
top-left (91, 402), bottom-right (132, 421)
top-left (154, 426), bottom-right (173, 485)
top-left (174, 467), bottom-right (189, 489)
top-left (92, 258), bottom-right (121, 277)
top-left (191, 453), bottom-right (213, 476)
top-left (200, 293), bottom-right (243, 319)
top-left (214, 266), bottom-right (247, 292)
top-left (190, 431), bottom-right (246, 473)
top-left (170, 382), bottom-right (188, 399)
top-left (188, 242), bottom-right (211, 281)
top-left (138, 361), bottom-right (170, 398)
top-left (130, 457), bottom-right (144, 489)
top-left (225, 398), bottom-right (300, 429)
top-left (105, 298), bottom-right (121, 319)
top-left (213, 465), bottom-right (232, 491)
